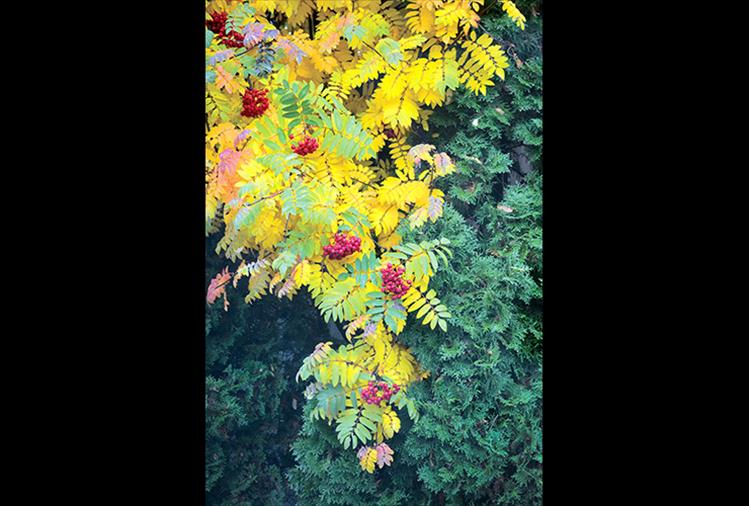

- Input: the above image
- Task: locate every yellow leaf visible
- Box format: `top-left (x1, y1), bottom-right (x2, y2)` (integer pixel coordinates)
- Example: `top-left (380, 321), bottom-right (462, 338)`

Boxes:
top-left (416, 302), bottom-right (431, 319)
top-left (502, 0), bottom-right (527, 30)
top-left (423, 309), bottom-right (436, 326)
top-left (372, 333), bottom-right (388, 366)
top-left (382, 407), bottom-right (401, 438)
top-left (293, 260), bottom-right (311, 286)
top-left (382, 92), bottom-right (420, 129)
top-left (408, 297), bottom-right (427, 313)
top-left (347, 365), bottom-right (359, 386)
top-left (319, 364), bottom-right (330, 384)
top-left (359, 448), bottom-right (378, 473)
top-left (237, 159), bottom-right (265, 182)
top-left (378, 231), bottom-right (402, 250)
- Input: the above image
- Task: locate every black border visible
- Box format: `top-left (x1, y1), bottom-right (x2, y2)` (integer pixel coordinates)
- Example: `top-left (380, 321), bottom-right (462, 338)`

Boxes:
top-left (65, 1), bottom-right (207, 502)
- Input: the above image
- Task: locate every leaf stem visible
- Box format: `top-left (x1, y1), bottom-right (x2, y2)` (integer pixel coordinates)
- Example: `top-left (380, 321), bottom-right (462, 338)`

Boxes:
top-left (243, 190), bottom-right (283, 207)
top-left (361, 40), bottom-right (398, 71)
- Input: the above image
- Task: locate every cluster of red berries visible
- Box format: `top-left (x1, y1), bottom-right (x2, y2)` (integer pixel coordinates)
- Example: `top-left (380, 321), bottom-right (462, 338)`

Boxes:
top-left (381, 263), bottom-right (411, 299)
top-left (291, 135), bottom-right (319, 156)
top-left (205, 11), bottom-right (228, 34)
top-left (361, 381), bottom-right (399, 405)
top-left (322, 233), bottom-right (361, 260)
top-left (241, 88), bottom-right (269, 118)
top-left (206, 12), bottom-right (244, 48)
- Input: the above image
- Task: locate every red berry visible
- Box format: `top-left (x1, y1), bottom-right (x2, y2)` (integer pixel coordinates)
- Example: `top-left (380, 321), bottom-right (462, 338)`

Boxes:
top-left (380, 264), bottom-right (410, 299)
top-left (322, 232), bottom-right (361, 259)
top-left (241, 88), bottom-right (269, 118)
top-left (292, 135), bottom-right (319, 156)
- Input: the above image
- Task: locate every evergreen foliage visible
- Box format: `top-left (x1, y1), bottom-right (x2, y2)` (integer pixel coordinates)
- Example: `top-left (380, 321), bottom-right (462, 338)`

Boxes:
top-left (398, 181), bottom-right (543, 504)
top-left (286, 7), bottom-right (543, 505)
top-left (206, 236), bottom-right (328, 506)
top-left (288, 401), bottom-right (418, 506)
top-left (423, 14), bottom-right (542, 209)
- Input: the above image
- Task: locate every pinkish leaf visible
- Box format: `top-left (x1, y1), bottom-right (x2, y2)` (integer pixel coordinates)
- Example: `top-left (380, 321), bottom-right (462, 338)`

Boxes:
top-left (357, 446), bottom-right (370, 460)
top-left (277, 38), bottom-right (306, 64)
top-left (234, 129), bottom-right (251, 148)
top-left (242, 23), bottom-right (266, 48)
top-left (434, 152), bottom-right (453, 172)
top-left (207, 267), bottom-right (232, 310)
top-left (375, 443), bottom-right (393, 468)
top-left (428, 195), bottom-right (443, 219)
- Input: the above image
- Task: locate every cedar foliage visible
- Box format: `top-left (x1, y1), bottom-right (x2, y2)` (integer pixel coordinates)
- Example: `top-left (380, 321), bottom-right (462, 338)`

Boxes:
top-left (287, 8), bottom-right (542, 505)
top-left (206, 236), bottom-right (329, 506)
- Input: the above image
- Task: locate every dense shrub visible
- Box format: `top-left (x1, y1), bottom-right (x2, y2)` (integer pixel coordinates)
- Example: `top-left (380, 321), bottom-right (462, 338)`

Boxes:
top-left (398, 184), bottom-right (543, 505)
top-left (287, 9), bottom-right (543, 506)
top-left (288, 401), bottom-right (418, 506)
top-left (206, 237), bottom-right (328, 506)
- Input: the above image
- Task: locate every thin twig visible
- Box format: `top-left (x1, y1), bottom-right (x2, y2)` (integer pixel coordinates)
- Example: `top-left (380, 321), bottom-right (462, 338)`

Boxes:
top-left (350, 177), bottom-right (378, 190)
top-left (243, 189), bottom-right (283, 207)
top-left (361, 40), bottom-right (398, 71)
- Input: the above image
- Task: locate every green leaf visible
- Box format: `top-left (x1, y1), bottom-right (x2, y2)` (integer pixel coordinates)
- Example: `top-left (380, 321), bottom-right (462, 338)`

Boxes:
top-left (436, 248), bottom-right (449, 267)
top-left (333, 110), bottom-right (343, 132)
top-left (331, 363), bottom-right (341, 386)
top-left (386, 252), bottom-right (409, 261)
top-left (416, 303), bottom-right (430, 319)
top-left (406, 399), bottom-right (419, 421)
top-left (375, 38), bottom-right (404, 65)
top-left (361, 404), bottom-right (383, 422)
top-left (395, 243), bottom-right (417, 255)
top-left (359, 415), bottom-right (376, 431)
top-left (343, 23), bottom-right (367, 42)
top-left (354, 423), bottom-right (371, 445)
top-left (428, 250), bottom-right (439, 271)
top-left (384, 311), bottom-right (397, 333)
top-left (280, 93), bottom-right (297, 105)
top-left (315, 386), bottom-right (346, 419)
top-left (276, 127), bottom-right (288, 144)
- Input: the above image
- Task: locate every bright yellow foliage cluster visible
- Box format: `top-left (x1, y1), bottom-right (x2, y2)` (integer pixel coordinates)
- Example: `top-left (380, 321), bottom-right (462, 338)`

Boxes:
top-left (205, 0), bottom-right (525, 471)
